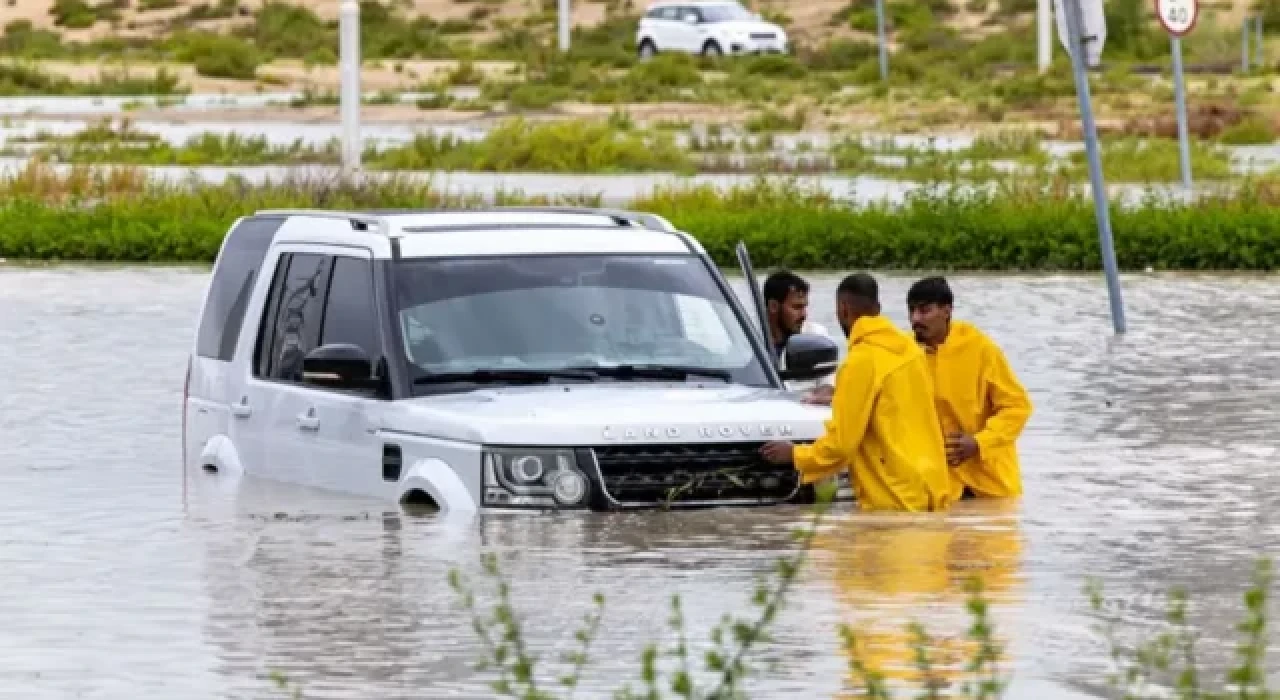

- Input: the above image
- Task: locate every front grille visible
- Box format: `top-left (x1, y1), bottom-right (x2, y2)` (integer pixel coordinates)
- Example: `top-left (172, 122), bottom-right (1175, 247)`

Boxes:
top-left (750, 32), bottom-right (777, 39)
top-left (589, 441), bottom-right (803, 508)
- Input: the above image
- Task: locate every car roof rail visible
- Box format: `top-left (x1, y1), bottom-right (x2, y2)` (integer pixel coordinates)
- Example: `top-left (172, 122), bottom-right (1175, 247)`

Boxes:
top-left (477, 206), bottom-right (678, 233)
top-left (252, 208), bottom-right (387, 233)
top-left (253, 206), bottom-right (679, 235)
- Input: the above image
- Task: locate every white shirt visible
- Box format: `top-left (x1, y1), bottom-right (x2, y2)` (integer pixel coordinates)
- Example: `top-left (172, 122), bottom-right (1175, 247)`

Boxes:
top-left (777, 320), bottom-right (839, 393)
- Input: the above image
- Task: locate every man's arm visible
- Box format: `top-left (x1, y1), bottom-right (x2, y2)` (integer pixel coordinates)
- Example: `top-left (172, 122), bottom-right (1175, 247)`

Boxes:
top-left (792, 353), bottom-right (875, 484)
top-left (973, 343), bottom-right (1033, 457)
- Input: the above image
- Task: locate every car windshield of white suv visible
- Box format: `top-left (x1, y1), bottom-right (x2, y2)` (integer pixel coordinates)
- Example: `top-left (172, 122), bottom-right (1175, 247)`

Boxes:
top-left (700, 3), bottom-right (755, 22)
top-left (394, 254), bottom-right (772, 390)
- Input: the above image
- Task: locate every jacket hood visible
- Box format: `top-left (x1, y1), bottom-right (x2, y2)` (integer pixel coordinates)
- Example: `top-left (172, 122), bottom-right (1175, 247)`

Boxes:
top-left (850, 315), bottom-right (914, 356)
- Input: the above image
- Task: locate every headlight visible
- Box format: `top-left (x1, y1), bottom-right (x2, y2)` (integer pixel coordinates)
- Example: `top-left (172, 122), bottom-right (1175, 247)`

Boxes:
top-left (483, 448), bottom-right (590, 508)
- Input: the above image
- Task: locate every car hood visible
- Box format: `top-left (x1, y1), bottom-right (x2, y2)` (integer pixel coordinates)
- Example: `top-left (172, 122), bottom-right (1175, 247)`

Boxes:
top-left (383, 383), bottom-right (830, 445)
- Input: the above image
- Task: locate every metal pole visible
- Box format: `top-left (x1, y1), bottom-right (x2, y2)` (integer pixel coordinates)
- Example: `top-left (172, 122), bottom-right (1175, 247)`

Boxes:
top-left (1256, 16), bottom-right (1264, 69)
top-left (876, 0), bottom-right (888, 81)
top-left (339, 0), bottom-right (361, 180)
top-left (1063, 0), bottom-right (1127, 334)
top-left (1171, 36), bottom-right (1192, 191)
top-left (1038, 0), bottom-right (1052, 73)
top-left (1243, 18), bottom-right (1250, 73)
top-left (558, 0), bottom-right (570, 52)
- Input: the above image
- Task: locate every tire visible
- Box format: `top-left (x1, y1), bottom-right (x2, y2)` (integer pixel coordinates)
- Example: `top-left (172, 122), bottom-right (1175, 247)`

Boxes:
top-left (637, 39), bottom-right (657, 60)
top-left (701, 41), bottom-right (723, 58)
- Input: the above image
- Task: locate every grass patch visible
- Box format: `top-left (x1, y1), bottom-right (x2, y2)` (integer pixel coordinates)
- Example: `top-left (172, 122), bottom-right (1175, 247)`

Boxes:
top-left (1073, 137), bottom-right (1237, 182)
top-left (0, 61), bottom-right (186, 96)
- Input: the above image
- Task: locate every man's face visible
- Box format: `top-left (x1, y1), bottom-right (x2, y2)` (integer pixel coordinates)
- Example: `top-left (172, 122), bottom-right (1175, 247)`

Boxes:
top-left (909, 302), bottom-right (951, 345)
top-left (769, 289), bottom-right (808, 338)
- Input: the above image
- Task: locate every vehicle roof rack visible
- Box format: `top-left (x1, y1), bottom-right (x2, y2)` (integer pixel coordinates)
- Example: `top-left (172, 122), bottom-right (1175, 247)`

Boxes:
top-left (253, 209), bottom-right (386, 232)
top-left (252, 206), bottom-right (678, 235)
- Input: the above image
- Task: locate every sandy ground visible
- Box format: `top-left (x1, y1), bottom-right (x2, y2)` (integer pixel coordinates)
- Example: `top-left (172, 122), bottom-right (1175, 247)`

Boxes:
top-left (32, 58), bottom-right (520, 94)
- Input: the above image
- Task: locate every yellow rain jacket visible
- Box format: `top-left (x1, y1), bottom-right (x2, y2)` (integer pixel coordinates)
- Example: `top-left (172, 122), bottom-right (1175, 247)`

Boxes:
top-left (925, 321), bottom-right (1033, 500)
top-left (792, 315), bottom-right (953, 512)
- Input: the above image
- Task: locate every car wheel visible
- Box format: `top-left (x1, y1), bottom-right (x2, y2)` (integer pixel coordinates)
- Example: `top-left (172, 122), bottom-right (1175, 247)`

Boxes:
top-left (637, 40), bottom-right (657, 60)
top-left (701, 41), bottom-right (723, 58)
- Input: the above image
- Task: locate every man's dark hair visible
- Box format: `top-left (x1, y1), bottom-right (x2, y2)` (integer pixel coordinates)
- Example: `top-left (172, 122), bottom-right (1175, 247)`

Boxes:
top-left (836, 272), bottom-right (879, 305)
top-left (906, 276), bottom-right (954, 308)
top-left (763, 270), bottom-right (809, 305)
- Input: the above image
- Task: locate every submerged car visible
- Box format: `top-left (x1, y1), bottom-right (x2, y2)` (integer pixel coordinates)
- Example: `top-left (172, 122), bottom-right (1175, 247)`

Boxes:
top-left (182, 206), bottom-right (845, 514)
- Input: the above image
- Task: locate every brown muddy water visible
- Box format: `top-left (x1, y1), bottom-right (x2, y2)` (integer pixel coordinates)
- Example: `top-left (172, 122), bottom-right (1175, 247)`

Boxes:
top-left (1, 266), bottom-right (1278, 699)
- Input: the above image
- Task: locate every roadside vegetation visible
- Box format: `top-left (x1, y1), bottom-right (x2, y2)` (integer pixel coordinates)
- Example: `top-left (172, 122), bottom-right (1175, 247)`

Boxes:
top-left (3, 159), bottom-right (1280, 269)
top-left (3, 0), bottom-right (1280, 134)
top-left (4, 115), bottom-right (1268, 182)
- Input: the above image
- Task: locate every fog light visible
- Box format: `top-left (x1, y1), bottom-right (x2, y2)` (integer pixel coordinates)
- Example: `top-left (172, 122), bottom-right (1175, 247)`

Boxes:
top-left (549, 470), bottom-right (587, 505)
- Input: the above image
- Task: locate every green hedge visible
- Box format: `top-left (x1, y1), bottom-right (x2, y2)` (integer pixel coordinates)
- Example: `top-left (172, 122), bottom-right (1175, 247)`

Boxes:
top-left (4, 174), bottom-right (1280, 270)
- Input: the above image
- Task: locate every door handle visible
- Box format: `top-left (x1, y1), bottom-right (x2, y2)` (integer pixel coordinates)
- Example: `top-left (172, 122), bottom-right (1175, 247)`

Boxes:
top-left (296, 407), bottom-right (320, 431)
top-left (231, 397), bottom-right (252, 418)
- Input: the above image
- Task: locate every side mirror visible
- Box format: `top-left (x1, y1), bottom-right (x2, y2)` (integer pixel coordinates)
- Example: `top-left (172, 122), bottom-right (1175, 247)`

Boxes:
top-left (778, 333), bottom-right (840, 381)
top-left (302, 343), bottom-right (378, 390)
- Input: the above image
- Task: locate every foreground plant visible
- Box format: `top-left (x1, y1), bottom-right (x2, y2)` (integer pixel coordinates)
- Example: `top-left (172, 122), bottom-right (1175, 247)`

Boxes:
top-left (1087, 558), bottom-right (1275, 700)
top-left (446, 482), bottom-right (840, 699)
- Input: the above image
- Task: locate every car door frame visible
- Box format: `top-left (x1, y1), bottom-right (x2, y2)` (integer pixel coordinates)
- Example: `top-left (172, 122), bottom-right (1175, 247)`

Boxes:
top-left (235, 242), bottom-right (388, 496)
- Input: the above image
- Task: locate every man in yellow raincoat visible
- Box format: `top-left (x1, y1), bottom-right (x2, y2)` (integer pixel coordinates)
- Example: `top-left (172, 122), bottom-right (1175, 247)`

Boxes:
top-left (907, 276), bottom-right (1033, 500)
top-left (759, 273), bottom-right (953, 512)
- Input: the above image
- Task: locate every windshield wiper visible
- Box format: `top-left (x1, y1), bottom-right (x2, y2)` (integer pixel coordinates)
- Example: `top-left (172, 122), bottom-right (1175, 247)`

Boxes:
top-left (412, 368), bottom-right (600, 385)
top-left (568, 364), bottom-right (732, 382)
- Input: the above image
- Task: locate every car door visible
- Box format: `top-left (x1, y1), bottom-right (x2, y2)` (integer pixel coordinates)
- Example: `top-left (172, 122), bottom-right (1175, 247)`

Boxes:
top-left (673, 6), bottom-right (703, 52)
top-left (226, 245), bottom-right (297, 481)
top-left (262, 248), bottom-right (387, 497)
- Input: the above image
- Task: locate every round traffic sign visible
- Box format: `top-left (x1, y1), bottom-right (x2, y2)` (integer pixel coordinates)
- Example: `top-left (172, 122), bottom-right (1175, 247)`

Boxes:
top-left (1155, 0), bottom-right (1198, 36)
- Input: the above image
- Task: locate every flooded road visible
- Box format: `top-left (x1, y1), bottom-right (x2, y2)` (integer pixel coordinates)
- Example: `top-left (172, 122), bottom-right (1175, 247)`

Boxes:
top-left (1, 266), bottom-right (1278, 699)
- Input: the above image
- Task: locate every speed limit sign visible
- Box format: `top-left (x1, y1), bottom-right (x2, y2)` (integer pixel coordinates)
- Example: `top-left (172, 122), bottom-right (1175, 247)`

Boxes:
top-left (1156, 0), bottom-right (1198, 35)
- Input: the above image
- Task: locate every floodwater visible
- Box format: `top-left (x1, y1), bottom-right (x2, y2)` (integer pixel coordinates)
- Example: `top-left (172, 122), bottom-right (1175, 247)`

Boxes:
top-left (2, 265), bottom-right (1278, 699)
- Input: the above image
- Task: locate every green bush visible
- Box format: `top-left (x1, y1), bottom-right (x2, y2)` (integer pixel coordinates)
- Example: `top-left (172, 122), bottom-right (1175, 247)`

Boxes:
top-left (168, 32), bottom-right (263, 80)
top-left (4, 167), bottom-right (1280, 269)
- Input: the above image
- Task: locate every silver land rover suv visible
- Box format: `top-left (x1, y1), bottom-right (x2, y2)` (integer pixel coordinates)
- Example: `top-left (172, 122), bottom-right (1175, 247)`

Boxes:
top-left (182, 207), bottom-right (846, 514)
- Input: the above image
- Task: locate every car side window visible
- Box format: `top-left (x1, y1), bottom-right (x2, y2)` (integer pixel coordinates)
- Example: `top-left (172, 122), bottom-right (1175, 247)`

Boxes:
top-left (320, 256), bottom-right (380, 359)
top-left (255, 252), bottom-right (332, 382)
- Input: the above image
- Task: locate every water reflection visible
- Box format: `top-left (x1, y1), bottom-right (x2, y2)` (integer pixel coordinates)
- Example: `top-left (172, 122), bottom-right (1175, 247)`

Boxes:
top-left (812, 500), bottom-right (1026, 696)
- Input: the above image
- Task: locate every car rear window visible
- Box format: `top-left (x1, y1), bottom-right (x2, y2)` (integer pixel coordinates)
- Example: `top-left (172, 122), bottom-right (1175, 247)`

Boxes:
top-left (195, 216), bottom-right (285, 361)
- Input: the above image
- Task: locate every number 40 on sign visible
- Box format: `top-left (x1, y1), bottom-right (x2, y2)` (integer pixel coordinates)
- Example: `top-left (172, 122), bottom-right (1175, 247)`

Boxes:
top-left (1156, 0), bottom-right (1198, 36)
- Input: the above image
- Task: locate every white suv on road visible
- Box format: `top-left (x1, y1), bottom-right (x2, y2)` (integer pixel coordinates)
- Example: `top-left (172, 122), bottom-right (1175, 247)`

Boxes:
top-left (183, 207), bottom-right (845, 515)
top-left (635, 0), bottom-right (789, 59)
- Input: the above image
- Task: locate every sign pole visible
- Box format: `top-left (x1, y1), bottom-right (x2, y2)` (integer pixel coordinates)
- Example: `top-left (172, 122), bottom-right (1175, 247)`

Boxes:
top-left (1256, 16), bottom-right (1264, 69)
top-left (876, 0), bottom-right (888, 81)
top-left (558, 0), bottom-right (571, 52)
top-left (1156, 0), bottom-right (1198, 193)
top-left (1038, 0), bottom-right (1052, 73)
top-left (1171, 37), bottom-right (1192, 191)
top-left (1061, 0), bottom-right (1126, 334)
top-left (339, 0), bottom-right (361, 180)
top-left (1243, 18), bottom-right (1250, 72)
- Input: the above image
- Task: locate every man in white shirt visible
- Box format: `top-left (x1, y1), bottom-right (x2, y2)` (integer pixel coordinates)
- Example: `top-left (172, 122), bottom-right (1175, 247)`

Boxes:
top-left (762, 270), bottom-right (838, 398)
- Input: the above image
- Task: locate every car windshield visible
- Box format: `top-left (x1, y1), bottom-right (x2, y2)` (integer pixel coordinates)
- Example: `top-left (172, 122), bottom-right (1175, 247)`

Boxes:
top-left (394, 254), bottom-right (772, 392)
top-left (700, 3), bottom-right (755, 21)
